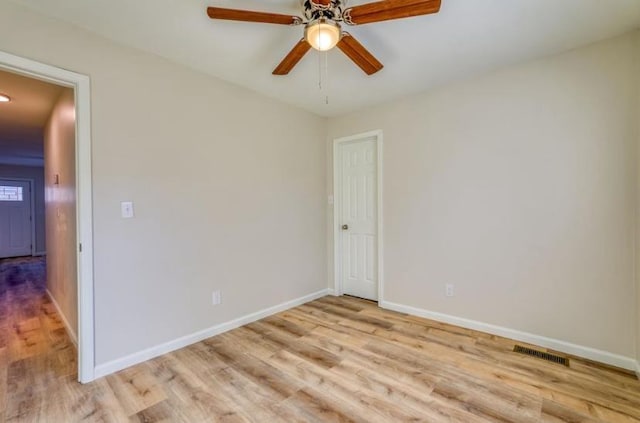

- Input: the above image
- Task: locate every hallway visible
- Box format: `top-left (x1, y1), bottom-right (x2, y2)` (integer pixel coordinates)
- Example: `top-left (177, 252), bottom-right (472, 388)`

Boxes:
top-left (0, 256), bottom-right (77, 420)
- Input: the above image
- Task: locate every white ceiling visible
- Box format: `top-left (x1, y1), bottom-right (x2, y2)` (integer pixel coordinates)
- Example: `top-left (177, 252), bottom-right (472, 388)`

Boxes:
top-left (0, 69), bottom-right (63, 166)
top-left (10, 0), bottom-right (640, 117)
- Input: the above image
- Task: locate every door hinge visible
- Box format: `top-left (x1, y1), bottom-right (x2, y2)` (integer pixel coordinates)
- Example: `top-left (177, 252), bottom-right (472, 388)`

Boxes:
top-left (79, 243), bottom-right (82, 253)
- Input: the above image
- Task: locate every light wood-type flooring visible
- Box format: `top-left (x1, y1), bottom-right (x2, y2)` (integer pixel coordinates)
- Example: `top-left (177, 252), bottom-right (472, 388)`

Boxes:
top-left (2, 277), bottom-right (640, 421)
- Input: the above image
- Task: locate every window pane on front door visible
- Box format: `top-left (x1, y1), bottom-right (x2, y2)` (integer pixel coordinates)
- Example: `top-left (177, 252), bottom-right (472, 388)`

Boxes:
top-left (0, 186), bottom-right (23, 202)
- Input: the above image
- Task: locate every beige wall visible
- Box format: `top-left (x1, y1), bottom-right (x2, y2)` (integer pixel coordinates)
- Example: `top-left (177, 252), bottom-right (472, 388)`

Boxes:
top-left (328, 32), bottom-right (639, 358)
top-left (44, 88), bottom-right (77, 338)
top-left (0, 164), bottom-right (45, 253)
top-left (0, 2), bottom-right (327, 365)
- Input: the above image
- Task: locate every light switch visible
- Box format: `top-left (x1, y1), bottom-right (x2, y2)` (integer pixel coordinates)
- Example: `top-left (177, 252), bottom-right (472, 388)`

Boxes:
top-left (121, 201), bottom-right (134, 218)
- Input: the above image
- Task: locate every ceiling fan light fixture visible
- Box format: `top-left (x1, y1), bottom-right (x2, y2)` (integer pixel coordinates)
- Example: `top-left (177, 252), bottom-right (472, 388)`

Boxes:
top-left (0, 94), bottom-right (10, 103)
top-left (206, 0), bottom-right (442, 75)
top-left (305, 18), bottom-right (341, 51)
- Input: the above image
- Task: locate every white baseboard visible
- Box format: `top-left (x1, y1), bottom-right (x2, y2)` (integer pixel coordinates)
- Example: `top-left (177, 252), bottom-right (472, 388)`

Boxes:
top-left (327, 288), bottom-right (337, 296)
top-left (635, 361), bottom-right (640, 380)
top-left (94, 289), bottom-right (329, 379)
top-left (46, 289), bottom-right (77, 346)
top-left (33, 251), bottom-right (46, 257)
top-left (380, 300), bottom-right (637, 372)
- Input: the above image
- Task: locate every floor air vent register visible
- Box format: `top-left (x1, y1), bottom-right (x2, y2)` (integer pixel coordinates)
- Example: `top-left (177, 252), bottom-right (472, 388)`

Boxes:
top-left (513, 345), bottom-right (570, 367)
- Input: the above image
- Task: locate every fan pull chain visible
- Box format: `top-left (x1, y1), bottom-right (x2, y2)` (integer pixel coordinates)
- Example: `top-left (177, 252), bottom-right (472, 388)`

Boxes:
top-left (318, 45), bottom-right (322, 90)
top-left (324, 48), bottom-right (329, 105)
top-left (316, 25), bottom-right (329, 105)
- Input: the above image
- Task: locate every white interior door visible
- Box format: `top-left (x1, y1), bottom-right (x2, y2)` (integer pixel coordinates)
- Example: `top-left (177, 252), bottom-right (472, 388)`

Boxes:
top-left (0, 180), bottom-right (32, 258)
top-left (339, 138), bottom-right (378, 300)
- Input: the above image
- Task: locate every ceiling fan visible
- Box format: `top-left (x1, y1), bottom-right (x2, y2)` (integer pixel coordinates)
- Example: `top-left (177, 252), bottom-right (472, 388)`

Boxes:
top-left (206, 0), bottom-right (442, 76)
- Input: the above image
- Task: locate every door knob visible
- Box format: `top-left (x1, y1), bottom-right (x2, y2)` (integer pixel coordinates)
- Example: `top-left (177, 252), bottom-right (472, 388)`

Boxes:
top-left (342, 224), bottom-right (349, 230)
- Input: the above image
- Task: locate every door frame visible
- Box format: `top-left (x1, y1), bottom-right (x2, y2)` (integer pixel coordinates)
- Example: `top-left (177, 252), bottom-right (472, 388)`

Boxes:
top-left (0, 177), bottom-right (35, 257)
top-left (0, 50), bottom-right (96, 383)
top-left (332, 130), bottom-right (383, 302)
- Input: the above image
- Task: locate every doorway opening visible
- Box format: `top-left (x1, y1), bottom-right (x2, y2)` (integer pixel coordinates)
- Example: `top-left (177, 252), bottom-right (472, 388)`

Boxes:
top-left (0, 51), bottom-right (94, 382)
top-left (333, 130), bottom-right (383, 302)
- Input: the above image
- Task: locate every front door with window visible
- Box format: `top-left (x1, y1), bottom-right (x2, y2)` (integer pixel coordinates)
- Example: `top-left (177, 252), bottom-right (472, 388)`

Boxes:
top-left (0, 180), bottom-right (32, 258)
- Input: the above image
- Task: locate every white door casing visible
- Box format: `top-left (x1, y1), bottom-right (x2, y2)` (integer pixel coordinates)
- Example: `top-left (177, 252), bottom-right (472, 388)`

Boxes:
top-left (0, 180), bottom-right (32, 258)
top-left (0, 50), bottom-right (95, 383)
top-left (333, 131), bottom-right (383, 302)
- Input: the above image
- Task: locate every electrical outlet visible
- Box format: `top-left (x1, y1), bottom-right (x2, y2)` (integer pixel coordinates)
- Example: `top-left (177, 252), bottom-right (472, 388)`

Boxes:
top-left (212, 290), bottom-right (221, 305)
top-left (445, 284), bottom-right (454, 297)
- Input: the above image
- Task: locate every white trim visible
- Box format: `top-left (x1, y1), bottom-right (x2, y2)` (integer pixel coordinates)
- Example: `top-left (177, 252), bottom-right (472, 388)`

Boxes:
top-left (0, 50), bottom-right (96, 383)
top-left (46, 289), bottom-right (78, 346)
top-left (380, 300), bottom-right (638, 371)
top-left (0, 177), bottom-right (36, 257)
top-left (34, 251), bottom-right (46, 256)
top-left (327, 288), bottom-right (337, 296)
top-left (635, 361), bottom-right (640, 380)
top-left (94, 289), bottom-right (329, 378)
top-left (332, 130), bottom-right (384, 302)
top-left (74, 59), bottom-right (95, 385)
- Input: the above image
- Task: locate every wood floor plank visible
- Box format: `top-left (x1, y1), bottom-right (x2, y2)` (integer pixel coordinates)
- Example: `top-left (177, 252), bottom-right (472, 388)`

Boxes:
top-left (261, 315), bottom-right (311, 337)
top-left (5, 354), bottom-right (58, 420)
top-left (40, 376), bottom-right (130, 422)
top-left (170, 340), bottom-right (229, 376)
top-left (202, 337), bottom-right (304, 401)
top-left (2, 260), bottom-right (640, 423)
top-left (276, 310), bottom-right (320, 332)
top-left (215, 328), bottom-right (281, 360)
top-left (105, 365), bottom-right (167, 416)
top-left (245, 321), bottom-right (341, 369)
top-left (330, 359), bottom-right (492, 423)
top-left (144, 354), bottom-right (248, 422)
top-left (209, 365), bottom-right (295, 422)
top-left (281, 387), bottom-right (361, 423)
top-left (129, 400), bottom-right (174, 423)
top-left (541, 398), bottom-right (602, 423)
top-left (268, 349), bottom-right (429, 422)
top-left (314, 295), bottom-right (366, 312)
top-left (305, 301), bottom-right (395, 330)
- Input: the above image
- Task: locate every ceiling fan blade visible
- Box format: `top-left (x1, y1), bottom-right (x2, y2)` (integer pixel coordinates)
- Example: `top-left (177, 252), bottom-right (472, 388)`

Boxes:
top-left (273, 39), bottom-right (312, 75)
top-left (343, 0), bottom-right (441, 25)
top-left (206, 7), bottom-right (302, 25)
top-left (336, 33), bottom-right (383, 75)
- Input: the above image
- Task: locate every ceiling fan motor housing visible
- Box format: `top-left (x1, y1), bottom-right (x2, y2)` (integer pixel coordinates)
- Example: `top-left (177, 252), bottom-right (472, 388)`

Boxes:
top-left (303, 0), bottom-right (345, 22)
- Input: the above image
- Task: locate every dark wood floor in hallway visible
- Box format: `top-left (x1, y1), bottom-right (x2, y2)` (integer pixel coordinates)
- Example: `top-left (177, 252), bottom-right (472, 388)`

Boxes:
top-left (1, 272), bottom-right (640, 422)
